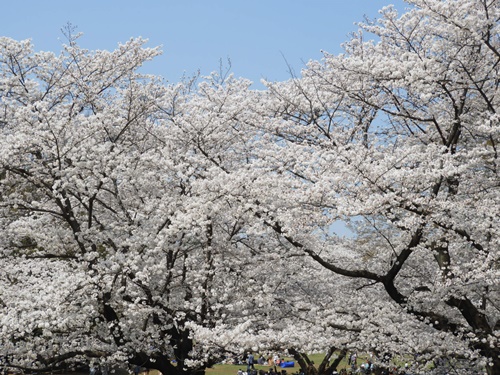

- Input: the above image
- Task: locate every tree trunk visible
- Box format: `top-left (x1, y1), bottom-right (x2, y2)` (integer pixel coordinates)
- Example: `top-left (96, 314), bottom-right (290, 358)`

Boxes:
top-left (131, 355), bottom-right (207, 375)
top-left (289, 348), bottom-right (346, 375)
top-left (325, 349), bottom-right (346, 374)
top-left (317, 347), bottom-right (334, 374)
top-left (288, 348), bottom-right (311, 374)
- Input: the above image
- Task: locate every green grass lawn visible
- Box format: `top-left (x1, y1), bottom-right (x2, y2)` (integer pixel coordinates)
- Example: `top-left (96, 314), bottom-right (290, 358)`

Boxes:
top-left (205, 353), bottom-right (356, 375)
top-left (141, 351), bottom-right (413, 375)
top-left (145, 352), bottom-right (375, 375)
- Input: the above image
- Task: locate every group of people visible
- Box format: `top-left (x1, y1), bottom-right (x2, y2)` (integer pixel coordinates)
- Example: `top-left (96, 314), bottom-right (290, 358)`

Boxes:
top-left (338, 352), bottom-right (410, 375)
top-left (331, 352), bottom-right (412, 375)
top-left (344, 352), bottom-right (374, 374)
top-left (89, 365), bottom-right (109, 375)
top-left (236, 351), bottom-right (412, 375)
top-left (236, 352), bottom-right (290, 375)
top-left (238, 369), bottom-right (288, 375)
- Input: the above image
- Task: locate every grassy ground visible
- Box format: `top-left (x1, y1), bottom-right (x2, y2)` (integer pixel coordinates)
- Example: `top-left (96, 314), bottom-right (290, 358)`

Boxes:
top-left (205, 353), bottom-right (356, 375)
top-left (141, 352), bottom-right (376, 375)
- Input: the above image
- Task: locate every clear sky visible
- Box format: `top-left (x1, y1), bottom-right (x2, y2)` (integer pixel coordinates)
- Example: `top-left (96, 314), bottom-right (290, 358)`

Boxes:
top-left (2, 0), bottom-right (407, 88)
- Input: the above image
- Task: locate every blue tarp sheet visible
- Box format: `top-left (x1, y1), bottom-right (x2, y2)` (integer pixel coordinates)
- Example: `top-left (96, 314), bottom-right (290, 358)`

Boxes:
top-left (280, 362), bottom-right (295, 368)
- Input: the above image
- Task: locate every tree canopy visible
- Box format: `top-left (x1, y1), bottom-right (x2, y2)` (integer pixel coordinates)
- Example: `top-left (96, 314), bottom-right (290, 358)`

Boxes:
top-left (1, 1), bottom-right (499, 375)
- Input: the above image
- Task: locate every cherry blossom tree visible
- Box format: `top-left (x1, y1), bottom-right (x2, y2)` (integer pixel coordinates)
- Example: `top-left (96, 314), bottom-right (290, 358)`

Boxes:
top-left (1, 0), bottom-right (499, 374)
top-left (222, 0), bottom-right (498, 373)
top-left (0, 36), bottom-right (265, 375)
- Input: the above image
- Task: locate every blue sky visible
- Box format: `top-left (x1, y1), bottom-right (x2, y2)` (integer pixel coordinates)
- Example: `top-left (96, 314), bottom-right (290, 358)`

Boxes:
top-left (3, 1), bottom-right (407, 88)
